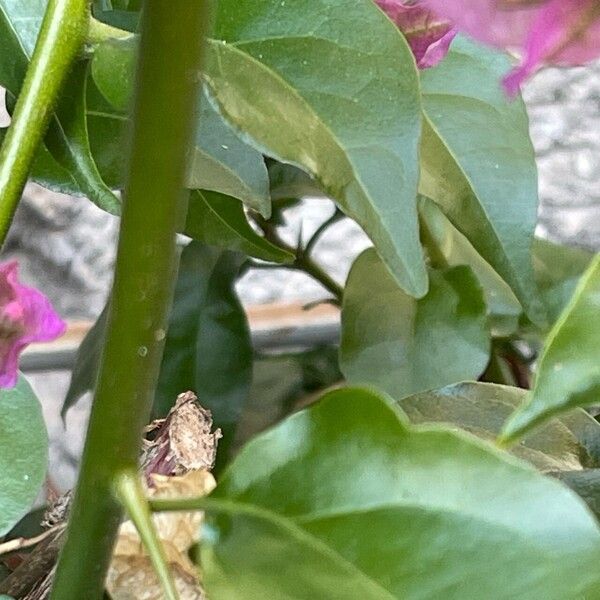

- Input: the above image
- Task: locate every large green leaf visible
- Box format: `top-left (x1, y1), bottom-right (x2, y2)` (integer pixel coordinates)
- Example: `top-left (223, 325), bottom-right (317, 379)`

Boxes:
top-left (400, 381), bottom-right (600, 472)
top-left (156, 242), bottom-right (252, 466)
top-left (0, 0), bottom-right (116, 206)
top-left (502, 254), bottom-right (600, 442)
top-left (205, 0), bottom-right (427, 297)
top-left (0, 376), bottom-right (48, 536)
top-left (201, 387), bottom-right (600, 599)
top-left (420, 37), bottom-right (543, 322)
top-left (340, 248), bottom-right (490, 398)
top-left (185, 191), bottom-right (293, 264)
top-left (90, 38), bottom-right (271, 216)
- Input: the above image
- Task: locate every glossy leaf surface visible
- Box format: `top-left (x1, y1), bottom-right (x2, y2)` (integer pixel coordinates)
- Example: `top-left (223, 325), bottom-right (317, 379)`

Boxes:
top-left (202, 387), bottom-right (600, 599)
top-left (205, 0), bottom-right (427, 297)
top-left (341, 248), bottom-right (490, 398)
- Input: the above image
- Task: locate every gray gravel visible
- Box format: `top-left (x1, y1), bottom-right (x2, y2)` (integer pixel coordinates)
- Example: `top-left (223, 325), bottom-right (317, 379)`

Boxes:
top-left (5, 59), bottom-right (600, 490)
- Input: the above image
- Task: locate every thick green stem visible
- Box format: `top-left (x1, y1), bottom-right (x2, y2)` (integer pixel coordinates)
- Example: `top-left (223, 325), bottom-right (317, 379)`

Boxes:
top-left (115, 471), bottom-right (179, 600)
top-left (51, 3), bottom-right (211, 598)
top-left (0, 0), bottom-right (88, 246)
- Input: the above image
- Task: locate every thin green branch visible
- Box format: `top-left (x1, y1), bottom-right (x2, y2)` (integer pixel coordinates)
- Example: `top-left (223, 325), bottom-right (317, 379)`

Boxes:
top-left (255, 216), bottom-right (344, 304)
top-left (115, 471), bottom-right (180, 600)
top-left (0, 0), bottom-right (89, 246)
top-left (303, 208), bottom-right (344, 258)
top-left (51, 2), bottom-right (211, 598)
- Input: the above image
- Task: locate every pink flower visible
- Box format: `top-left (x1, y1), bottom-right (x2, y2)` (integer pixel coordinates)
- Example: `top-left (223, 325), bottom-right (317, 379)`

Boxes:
top-left (0, 261), bottom-right (66, 388)
top-left (424, 0), bottom-right (600, 94)
top-left (376, 0), bottom-right (456, 68)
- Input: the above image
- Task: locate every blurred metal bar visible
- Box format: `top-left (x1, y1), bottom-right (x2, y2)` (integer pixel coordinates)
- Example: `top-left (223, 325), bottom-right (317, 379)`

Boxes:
top-left (20, 302), bottom-right (341, 372)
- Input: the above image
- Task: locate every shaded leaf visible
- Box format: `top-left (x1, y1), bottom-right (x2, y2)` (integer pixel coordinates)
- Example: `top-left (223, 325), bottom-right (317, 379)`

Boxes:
top-left (340, 248), bottom-right (490, 398)
top-left (156, 242), bottom-right (252, 467)
top-left (90, 38), bottom-right (271, 215)
top-left (533, 238), bottom-right (593, 324)
top-left (202, 387), bottom-right (600, 599)
top-left (502, 254), bottom-right (600, 442)
top-left (205, 0), bottom-right (427, 297)
top-left (0, 376), bottom-right (47, 536)
top-left (400, 381), bottom-right (600, 472)
top-left (0, 0), bottom-right (116, 206)
top-left (419, 196), bottom-right (522, 336)
top-left (46, 61), bottom-right (120, 214)
top-left (61, 306), bottom-right (108, 417)
top-left (233, 346), bottom-right (342, 451)
top-left (420, 37), bottom-right (543, 322)
top-left (185, 191), bottom-right (292, 263)
top-left (268, 161), bottom-right (324, 202)
top-left (551, 470), bottom-right (600, 521)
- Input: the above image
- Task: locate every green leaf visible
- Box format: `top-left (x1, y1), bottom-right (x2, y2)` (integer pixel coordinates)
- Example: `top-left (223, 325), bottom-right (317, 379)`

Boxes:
top-left (234, 346), bottom-right (342, 451)
top-left (268, 161), bottom-right (324, 201)
top-left (205, 0), bottom-right (427, 297)
top-left (399, 381), bottom-right (600, 472)
top-left (0, 375), bottom-right (48, 536)
top-left (202, 387), bottom-right (600, 599)
top-left (420, 37), bottom-right (543, 322)
top-left (501, 254), bottom-right (600, 442)
top-left (340, 249), bottom-right (490, 398)
top-left (185, 191), bottom-right (292, 263)
top-left (46, 61), bottom-right (120, 214)
top-left (156, 242), bottom-right (252, 466)
top-left (62, 305), bottom-right (108, 417)
top-left (90, 38), bottom-right (271, 216)
top-left (551, 470), bottom-right (600, 521)
top-left (0, 0), bottom-right (116, 206)
top-left (533, 238), bottom-right (594, 325)
top-left (419, 196), bottom-right (522, 336)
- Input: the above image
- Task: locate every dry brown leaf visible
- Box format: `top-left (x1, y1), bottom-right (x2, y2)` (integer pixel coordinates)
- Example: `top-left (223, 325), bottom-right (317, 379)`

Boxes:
top-left (106, 469), bottom-right (216, 600)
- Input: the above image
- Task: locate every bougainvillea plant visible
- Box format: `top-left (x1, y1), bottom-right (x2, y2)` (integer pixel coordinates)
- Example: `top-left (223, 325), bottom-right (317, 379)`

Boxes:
top-left (1, 0), bottom-right (600, 598)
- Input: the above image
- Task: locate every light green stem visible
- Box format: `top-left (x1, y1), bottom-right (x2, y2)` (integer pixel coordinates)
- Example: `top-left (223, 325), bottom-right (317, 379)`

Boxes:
top-left (0, 0), bottom-right (88, 246)
top-left (115, 471), bottom-right (180, 600)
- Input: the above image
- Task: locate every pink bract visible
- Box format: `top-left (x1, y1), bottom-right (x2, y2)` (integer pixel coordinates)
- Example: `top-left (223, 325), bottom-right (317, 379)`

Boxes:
top-left (0, 261), bottom-right (66, 388)
top-left (376, 0), bottom-right (456, 68)
top-left (424, 0), bottom-right (600, 94)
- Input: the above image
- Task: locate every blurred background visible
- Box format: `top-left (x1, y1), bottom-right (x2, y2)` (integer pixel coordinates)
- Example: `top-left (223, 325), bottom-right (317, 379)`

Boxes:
top-left (5, 60), bottom-right (600, 491)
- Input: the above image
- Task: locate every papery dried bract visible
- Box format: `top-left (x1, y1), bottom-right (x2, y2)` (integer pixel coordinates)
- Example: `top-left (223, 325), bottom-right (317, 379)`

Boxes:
top-left (376, 0), bottom-right (456, 68)
top-left (106, 470), bottom-right (216, 600)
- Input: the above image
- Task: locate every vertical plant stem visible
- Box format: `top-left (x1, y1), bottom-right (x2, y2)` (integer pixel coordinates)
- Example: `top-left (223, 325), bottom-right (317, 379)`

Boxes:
top-left (115, 471), bottom-right (179, 600)
top-left (51, 3), bottom-right (211, 598)
top-left (0, 0), bottom-right (88, 246)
